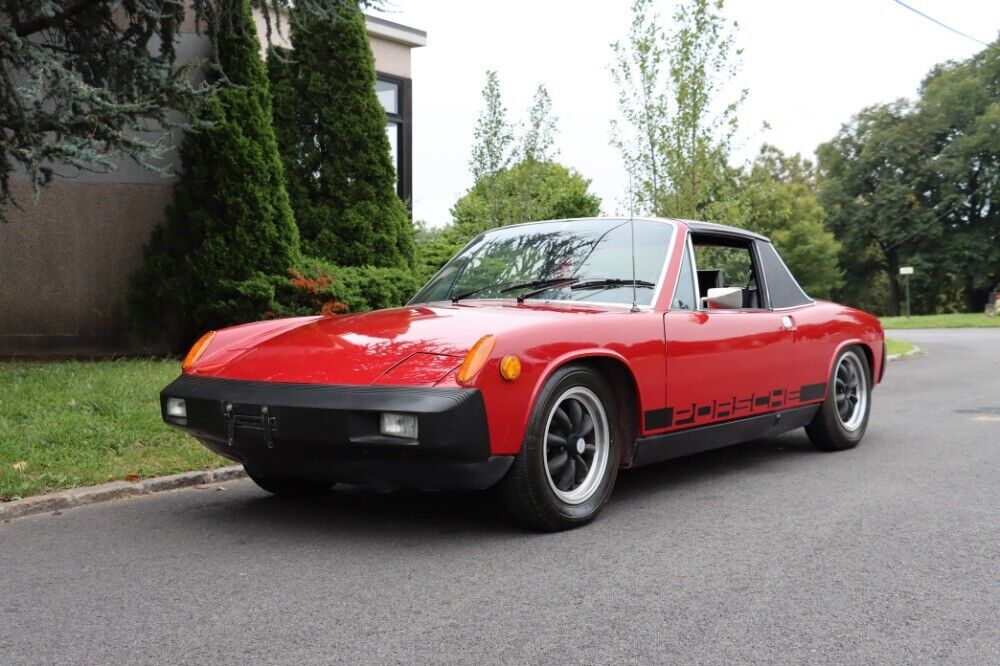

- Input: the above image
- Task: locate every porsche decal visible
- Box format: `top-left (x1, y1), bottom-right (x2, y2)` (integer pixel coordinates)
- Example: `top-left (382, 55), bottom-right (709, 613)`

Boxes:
top-left (644, 382), bottom-right (827, 431)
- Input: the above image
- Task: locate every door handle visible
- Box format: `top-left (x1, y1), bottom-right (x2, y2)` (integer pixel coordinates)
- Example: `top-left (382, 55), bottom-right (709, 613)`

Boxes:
top-left (781, 315), bottom-right (795, 330)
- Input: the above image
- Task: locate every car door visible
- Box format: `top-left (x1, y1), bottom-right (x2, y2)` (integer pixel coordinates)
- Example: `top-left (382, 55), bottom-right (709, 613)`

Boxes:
top-left (659, 233), bottom-right (795, 432)
top-left (754, 240), bottom-right (830, 404)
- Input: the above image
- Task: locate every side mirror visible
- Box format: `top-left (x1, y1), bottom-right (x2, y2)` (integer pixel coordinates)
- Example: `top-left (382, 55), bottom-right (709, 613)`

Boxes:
top-left (706, 286), bottom-right (743, 310)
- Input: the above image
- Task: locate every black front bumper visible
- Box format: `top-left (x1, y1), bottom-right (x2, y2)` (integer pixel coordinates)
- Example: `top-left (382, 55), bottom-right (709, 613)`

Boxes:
top-left (160, 375), bottom-right (512, 490)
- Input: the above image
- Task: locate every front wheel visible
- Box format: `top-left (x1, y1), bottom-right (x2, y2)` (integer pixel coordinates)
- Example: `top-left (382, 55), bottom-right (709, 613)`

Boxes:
top-left (498, 365), bottom-right (621, 531)
top-left (806, 346), bottom-right (872, 451)
top-left (244, 467), bottom-right (332, 496)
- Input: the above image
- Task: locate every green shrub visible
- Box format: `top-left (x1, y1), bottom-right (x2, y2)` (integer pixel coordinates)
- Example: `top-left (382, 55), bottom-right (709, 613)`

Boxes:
top-left (128, 0), bottom-right (298, 348)
top-left (269, 4), bottom-right (414, 269)
top-left (415, 234), bottom-right (464, 284)
top-left (274, 257), bottom-right (421, 316)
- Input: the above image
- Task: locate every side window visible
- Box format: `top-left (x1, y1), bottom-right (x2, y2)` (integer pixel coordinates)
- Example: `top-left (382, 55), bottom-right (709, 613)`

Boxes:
top-left (671, 241), bottom-right (698, 310)
top-left (757, 242), bottom-right (812, 308)
top-left (692, 235), bottom-right (765, 309)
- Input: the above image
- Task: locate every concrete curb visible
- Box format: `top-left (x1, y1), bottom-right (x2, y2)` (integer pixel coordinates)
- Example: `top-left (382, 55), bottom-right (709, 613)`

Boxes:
top-left (0, 465), bottom-right (246, 521)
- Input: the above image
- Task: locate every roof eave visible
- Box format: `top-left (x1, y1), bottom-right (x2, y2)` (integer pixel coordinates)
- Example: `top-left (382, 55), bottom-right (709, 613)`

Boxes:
top-left (365, 14), bottom-right (427, 47)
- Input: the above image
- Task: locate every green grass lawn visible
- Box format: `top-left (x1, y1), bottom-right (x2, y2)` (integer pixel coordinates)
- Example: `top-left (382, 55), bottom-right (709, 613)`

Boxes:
top-left (885, 338), bottom-right (916, 357)
top-left (880, 312), bottom-right (1000, 329)
top-left (0, 359), bottom-right (226, 501)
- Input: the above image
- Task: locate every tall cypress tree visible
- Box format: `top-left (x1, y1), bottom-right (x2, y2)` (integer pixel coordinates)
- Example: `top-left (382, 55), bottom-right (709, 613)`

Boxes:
top-left (269, 3), bottom-right (414, 268)
top-left (129, 0), bottom-right (299, 346)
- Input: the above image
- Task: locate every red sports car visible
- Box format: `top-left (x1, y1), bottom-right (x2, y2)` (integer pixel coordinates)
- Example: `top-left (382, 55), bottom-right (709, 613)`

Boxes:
top-left (161, 217), bottom-right (884, 530)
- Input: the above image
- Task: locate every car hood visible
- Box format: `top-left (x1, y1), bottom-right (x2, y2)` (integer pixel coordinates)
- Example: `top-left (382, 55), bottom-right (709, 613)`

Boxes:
top-left (193, 301), bottom-right (618, 385)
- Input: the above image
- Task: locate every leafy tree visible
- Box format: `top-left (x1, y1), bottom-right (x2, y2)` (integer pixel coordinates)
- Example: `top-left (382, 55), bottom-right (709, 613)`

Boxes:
top-left (269, 3), bottom-right (414, 268)
top-left (520, 85), bottom-right (558, 163)
top-left (740, 147), bottom-right (842, 299)
top-left (416, 71), bottom-right (601, 282)
top-left (128, 0), bottom-right (299, 346)
top-left (418, 161), bottom-right (602, 283)
top-left (817, 103), bottom-right (938, 314)
top-left (610, 0), bottom-right (745, 218)
top-left (459, 73), bottom-right (598, 238)
top-left (0, 0), bottom-right (376, 223)
top-left (467, 70), bottom-right (515, 227)
top-left (917, 42), bottom-right (1000, 311)
top-left (817, 39), bottom-right (999, 314)
top-left (451, 161), bottom-right (601, 240)
top-left (470, 70), bottom-right (514, 183)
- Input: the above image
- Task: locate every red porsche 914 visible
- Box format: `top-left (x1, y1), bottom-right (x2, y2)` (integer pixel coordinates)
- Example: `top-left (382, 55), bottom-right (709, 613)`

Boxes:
top-left (161, 217), bottom-right (884, 530)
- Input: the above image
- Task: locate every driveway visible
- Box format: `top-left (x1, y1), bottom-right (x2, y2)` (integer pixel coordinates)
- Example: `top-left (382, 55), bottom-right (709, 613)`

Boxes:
top-left (2, 329), bottom-right (998, 665)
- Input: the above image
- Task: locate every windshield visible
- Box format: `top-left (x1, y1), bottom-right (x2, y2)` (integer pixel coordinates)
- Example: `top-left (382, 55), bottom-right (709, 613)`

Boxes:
top-left (409, 219), bottom-right (675, 306)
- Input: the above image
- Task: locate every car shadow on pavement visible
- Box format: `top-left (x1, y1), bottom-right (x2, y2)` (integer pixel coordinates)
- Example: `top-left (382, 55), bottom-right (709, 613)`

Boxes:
top-left (183, 429), bottom-right (817, 538)
top-left (612, 429), bottom-right (816, 503)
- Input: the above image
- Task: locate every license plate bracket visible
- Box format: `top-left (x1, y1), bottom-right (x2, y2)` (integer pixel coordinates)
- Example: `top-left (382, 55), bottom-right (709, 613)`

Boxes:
top-left (223, 402), bottom-right (276, 448)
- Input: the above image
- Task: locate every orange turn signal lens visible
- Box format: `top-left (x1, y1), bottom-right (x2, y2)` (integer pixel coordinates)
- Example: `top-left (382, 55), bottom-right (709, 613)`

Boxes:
top-left (457, 334), bottom-right (496, 385)
top-left (182, 331), bottom-right (216, 373)
top-left (499, 355), bottom-right (521, 381)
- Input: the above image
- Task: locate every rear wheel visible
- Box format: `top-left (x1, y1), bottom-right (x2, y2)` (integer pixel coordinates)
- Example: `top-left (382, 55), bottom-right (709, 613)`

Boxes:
top-left (806, 347), bottom-right (871, 451)
top-left (498, 365), bottom-right (620, 531)
top-left (244, 467), bottom-right (332, 496)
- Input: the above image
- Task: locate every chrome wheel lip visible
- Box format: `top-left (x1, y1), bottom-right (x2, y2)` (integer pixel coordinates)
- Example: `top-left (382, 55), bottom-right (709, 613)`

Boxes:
top-left (835, 351), bottom-right (868, 432)
top-left (542, 387), bottom-right (610, 505)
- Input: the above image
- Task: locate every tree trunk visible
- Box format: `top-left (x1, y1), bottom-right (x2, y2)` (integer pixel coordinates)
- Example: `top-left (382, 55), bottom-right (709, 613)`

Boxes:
top-left (963, 282), bottom-right (989, 313)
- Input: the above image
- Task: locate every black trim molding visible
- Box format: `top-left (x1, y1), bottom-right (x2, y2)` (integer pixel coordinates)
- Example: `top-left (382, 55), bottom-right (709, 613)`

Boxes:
top-left (629, 404), bottom-right (820, 468)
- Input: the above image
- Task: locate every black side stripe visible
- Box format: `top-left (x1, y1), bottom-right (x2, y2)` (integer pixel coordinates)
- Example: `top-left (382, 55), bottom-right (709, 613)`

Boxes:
top-left (644, 407), bottom-right (673, 430)
top-left (799, 382), bottom-right (826, 402)
top-left (643, 382), bottom-right (828, 431)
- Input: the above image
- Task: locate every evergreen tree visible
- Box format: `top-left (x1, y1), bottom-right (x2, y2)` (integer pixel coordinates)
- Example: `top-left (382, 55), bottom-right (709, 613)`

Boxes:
top-left (0, 0), bottom-right (377, 223)
top-left (269, 3), bottom-right (414, 268)
top-left (129, 0), bottom-right (299, 346)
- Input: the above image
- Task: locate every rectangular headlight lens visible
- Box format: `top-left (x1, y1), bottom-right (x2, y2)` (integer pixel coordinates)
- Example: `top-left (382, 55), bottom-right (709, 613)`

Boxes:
top-left (380, 412), bottom-right (418, 439)
top-left (165, 397), bottom-right (187, 420)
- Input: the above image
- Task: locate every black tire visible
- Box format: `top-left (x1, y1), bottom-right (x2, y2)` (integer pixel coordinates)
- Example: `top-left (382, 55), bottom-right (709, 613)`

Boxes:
top-left (244, 467), bottom-right (332, 496)
top-left (806, 346), bottom-right (872, 451)
top-left (498, 364), bottom-right (621, 531)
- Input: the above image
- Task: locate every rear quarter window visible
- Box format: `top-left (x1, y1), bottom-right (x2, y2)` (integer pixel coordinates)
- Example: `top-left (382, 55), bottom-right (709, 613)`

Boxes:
top-left (757, 242), bottom-right (812, 308)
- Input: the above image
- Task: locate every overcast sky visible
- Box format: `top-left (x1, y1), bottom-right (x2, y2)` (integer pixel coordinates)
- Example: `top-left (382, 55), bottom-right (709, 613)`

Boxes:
top-left (371, 0), bottom-right (1000, 226)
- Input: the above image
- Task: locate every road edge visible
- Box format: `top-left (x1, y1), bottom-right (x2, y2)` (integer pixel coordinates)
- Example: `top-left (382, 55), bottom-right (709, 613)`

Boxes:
top-left (0, 465), bottom-right (246, 521)
top-left (887, 344), bottom-right (923, 362)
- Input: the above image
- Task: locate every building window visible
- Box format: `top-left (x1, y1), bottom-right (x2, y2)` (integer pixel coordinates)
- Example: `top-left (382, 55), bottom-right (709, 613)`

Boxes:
top-left (375, 73), bottom-right (412, 209)
top-left (375, 79), bottom-right (398, 114)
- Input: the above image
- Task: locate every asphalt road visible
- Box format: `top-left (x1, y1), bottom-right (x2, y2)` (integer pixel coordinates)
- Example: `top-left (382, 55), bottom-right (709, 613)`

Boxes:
top-left (2, 329), bottom-right (998, 665)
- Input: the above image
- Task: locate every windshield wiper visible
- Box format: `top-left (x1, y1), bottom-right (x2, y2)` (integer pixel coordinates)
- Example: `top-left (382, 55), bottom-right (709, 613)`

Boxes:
top-left (451, 277), bottom-right (578, 303)
top-left (517, 277), bottom-right (656, 302)
top-left (452, 276), bottom-right (656, 304)
top-left (569, 278), bottom-right (655, 291)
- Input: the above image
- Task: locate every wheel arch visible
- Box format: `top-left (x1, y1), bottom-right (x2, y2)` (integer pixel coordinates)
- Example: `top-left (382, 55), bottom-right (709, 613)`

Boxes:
top-left (827, 338), bottom-right (878, 386)
top-left (531, 351), bottom-right (641, 465)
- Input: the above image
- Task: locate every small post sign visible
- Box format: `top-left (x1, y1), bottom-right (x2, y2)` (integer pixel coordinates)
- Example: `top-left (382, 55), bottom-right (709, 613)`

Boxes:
top-left (899, 267), bottom-right (914, 318)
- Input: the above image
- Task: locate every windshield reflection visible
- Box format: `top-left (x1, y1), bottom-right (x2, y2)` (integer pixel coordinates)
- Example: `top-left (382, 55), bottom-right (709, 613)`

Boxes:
top-left (410, 219), bottom-right (675, 307)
